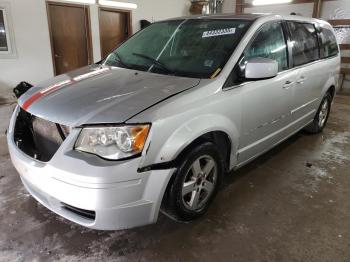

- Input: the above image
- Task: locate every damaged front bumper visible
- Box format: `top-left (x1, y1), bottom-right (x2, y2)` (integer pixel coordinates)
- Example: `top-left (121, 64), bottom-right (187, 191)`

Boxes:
top-left (7, 106), bottom-right (175, 230)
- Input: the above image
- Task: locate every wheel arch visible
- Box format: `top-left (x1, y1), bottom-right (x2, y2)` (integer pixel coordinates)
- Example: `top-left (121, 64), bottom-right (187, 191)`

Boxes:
top-left (327, 85), bottom-right (336, 100)
top-left (150, 114), bottom-right (239, 171)
top-left (321, 76), bottom-right (337, 101)
top-left (160, 134), bottom-right (231, 220)
top-left (173, 130), bottom-right (233, 172)
top-left (140, 114), bottom-right (240, 173)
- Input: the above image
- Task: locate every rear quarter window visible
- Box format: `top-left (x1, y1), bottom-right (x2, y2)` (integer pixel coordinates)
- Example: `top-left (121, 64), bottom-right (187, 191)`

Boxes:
top-left (288, 22), bottom-right (319, 66)
top-left (319, 27), bottom-right (339, 58)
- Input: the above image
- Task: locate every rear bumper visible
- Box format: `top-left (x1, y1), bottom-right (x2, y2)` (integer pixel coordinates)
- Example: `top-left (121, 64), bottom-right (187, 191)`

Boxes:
top-left (7, 106), bottom-right (175, 230)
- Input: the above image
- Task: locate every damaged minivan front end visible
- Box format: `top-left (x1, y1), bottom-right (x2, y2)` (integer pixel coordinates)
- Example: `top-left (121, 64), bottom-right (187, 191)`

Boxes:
top-left (7, 64), bottom-right (201, 229)
top-left (8, 106), bottom-right (177, 229)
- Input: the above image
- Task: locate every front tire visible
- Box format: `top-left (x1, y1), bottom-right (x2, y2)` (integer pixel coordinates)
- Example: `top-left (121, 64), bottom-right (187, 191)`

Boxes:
top-left (304, 93), bottom-right (332, 134)
top-left (163, 142), bottom-right (223, 221)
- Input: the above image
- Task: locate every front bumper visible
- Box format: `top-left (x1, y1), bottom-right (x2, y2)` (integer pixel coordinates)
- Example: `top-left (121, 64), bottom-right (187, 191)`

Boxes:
top-left (7, 106), bottom-right (175, 230)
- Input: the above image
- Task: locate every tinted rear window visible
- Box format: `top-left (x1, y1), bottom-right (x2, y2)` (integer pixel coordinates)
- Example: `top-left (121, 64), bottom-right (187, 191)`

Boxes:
top-left (319, 27), bottom-right (339, 58)
top-left (288, 22), bottom-right (319, 66)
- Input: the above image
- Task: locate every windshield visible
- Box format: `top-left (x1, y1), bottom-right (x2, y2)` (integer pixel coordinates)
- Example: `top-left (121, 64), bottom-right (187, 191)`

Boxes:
top-left (103, 19), bottom-right (251, 78)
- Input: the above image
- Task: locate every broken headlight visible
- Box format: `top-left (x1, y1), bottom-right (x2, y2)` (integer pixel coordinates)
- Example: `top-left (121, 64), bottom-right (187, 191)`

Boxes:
top-left (74, 125), bottom-right (150, 160)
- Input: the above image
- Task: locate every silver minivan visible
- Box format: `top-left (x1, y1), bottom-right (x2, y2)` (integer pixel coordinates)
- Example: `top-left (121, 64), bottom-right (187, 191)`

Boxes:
top-left (8, 14), bottom-right (340, 230)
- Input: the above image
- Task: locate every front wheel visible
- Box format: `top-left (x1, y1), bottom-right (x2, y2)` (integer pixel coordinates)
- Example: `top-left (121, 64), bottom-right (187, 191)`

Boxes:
top-left (163, 142), bottom-right (224, 221)
top-left (304, 93), bottom-right (332, 134)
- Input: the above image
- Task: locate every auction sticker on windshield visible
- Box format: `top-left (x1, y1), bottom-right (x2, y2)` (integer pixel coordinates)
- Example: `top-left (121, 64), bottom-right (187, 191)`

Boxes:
top-left (202, 28), bottom-right (236, 38)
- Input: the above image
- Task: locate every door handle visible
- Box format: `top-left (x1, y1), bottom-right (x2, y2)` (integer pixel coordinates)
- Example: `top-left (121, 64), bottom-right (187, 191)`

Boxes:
top-left (296, 76), bottom-right (306, 84)
top-left (55, 54), bottom-right (62, 58)
top-left (283, 80), bottom-right (293, 89)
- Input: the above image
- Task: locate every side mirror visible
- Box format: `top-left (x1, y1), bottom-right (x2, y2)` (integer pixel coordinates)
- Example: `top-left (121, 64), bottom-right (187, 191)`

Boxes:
top-left (245, 57), bottom-right (278, 80)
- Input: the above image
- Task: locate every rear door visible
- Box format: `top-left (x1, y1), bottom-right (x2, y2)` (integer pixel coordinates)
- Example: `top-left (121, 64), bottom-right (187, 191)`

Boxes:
top-left (234, 21), bottom-right (297, 164)
top-left (287, 21), bottom-right (324, 123)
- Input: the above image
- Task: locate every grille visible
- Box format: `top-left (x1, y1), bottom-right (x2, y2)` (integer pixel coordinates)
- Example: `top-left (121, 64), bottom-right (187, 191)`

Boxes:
top-left (14, 108), bottom-right (70, 162)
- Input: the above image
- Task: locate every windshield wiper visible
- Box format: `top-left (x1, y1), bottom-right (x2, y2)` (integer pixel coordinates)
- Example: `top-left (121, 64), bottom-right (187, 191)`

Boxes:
top-left (114, 53), bottom-right (132, 69)
top-left (132, 53), bottom-right (175, 75)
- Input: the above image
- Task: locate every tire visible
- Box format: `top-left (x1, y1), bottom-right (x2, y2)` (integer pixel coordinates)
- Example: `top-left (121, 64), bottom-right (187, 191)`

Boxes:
top-left (163, 141), bottom-right (224, 221)
top-left (304, 93), bottom-right (332, 134)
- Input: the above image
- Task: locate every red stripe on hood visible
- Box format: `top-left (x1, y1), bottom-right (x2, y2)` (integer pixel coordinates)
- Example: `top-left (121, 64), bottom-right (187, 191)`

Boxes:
top-left (22, 80), bottom-right (72, 110)
top-left (21, 67), bottom-right (110, 111)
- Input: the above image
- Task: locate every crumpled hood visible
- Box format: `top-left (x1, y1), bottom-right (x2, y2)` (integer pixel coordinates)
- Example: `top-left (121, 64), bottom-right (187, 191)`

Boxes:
top-left (18, 65), bottom-right (200, 126)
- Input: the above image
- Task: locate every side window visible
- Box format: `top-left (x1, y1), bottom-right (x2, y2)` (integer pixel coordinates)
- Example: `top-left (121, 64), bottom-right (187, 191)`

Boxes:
top-left (288, 22), bottom-right (319, 66)
top-left (319, 27), bottom-right (339, 58)
top-left (241, 22), bottom-right (288, 72)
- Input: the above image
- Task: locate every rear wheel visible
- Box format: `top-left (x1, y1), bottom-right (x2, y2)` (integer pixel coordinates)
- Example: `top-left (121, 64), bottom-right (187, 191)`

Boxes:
top-left (304, 93), bottom-right (332, 134)
top-left (163, 142), bottom-right (223, 221)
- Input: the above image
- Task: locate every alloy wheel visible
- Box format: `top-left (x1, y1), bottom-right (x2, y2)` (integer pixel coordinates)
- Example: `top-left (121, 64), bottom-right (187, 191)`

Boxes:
top-left (181, 155), bottom-right (218, 210)
top-left (318, 99), bottom-right (329, 128)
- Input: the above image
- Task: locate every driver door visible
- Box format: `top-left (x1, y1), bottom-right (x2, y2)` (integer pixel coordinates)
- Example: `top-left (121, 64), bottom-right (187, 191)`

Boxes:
top-left (234, 21), bottom-right (297, 165)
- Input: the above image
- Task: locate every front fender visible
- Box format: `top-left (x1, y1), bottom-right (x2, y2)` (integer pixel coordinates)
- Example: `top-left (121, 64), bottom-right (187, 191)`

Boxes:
top-left (142, 114), bottom-right (240, 169)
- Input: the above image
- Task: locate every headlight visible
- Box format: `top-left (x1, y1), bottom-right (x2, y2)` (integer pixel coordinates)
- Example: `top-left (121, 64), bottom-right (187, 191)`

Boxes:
top-left (74, 125), bottom-right (150, 160)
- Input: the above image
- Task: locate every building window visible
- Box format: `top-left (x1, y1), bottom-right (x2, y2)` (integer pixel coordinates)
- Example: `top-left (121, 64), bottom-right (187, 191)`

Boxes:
top-left (0, 2), bottom-right (16, 58)
top-left (0, 9), bottom-right (9, 52)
